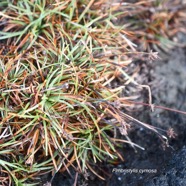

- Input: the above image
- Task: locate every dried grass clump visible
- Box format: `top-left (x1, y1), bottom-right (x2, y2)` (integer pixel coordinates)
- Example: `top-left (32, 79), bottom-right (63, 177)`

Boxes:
top-left (117, 0), bottom-right (186, 51)
top-left (0, 0), bottom-right (184, 185)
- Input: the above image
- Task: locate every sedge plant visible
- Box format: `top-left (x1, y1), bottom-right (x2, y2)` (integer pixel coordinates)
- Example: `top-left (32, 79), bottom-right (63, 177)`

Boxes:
top-left (0, 0), bottom-right (181, 185)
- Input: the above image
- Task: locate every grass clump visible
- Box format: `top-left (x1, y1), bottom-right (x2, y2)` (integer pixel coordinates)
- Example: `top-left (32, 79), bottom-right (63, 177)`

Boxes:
top-left (0, 0), bottom-right (139, 184)
top-left (0, 0), bottom-right (184, 185)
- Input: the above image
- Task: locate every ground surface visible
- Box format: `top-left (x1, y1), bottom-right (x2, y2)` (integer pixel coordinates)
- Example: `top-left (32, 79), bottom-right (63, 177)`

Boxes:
top-left (110, 33), bottom-right (186, 186)
top-left (144, 146), bottom-right (186, 186)
top-left (42, 33), bottom-right (186, 186)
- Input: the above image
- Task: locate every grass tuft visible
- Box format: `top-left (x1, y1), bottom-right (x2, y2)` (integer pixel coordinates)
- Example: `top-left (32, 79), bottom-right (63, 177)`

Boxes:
top-left (0, 0), bottom-right (185, 185)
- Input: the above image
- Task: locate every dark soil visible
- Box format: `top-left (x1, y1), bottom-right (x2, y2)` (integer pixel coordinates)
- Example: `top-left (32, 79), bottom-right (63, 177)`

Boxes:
top-left (42, 33), bottom-right (186, 186)
top-left (144, 146), bottom-right (186, 186)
